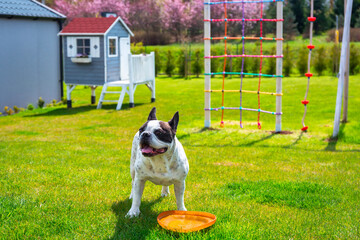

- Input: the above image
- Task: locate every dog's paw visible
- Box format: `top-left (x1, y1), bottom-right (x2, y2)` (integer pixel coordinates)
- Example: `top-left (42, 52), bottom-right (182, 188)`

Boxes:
top-left (125, 208), bottom-right (140, 218)
top-left (161, 186), bottom-right (170, 197)
top-left (161, 192), bottom-right (169, 197)
top-left (178, 206), bottom-right (187, 211)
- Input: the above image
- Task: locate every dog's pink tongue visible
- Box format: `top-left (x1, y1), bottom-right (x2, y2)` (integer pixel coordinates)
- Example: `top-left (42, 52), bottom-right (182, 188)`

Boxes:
top-left (141, 146), bottom-right (154, 153)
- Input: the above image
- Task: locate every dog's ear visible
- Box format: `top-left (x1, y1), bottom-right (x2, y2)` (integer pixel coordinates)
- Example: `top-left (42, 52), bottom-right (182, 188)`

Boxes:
top-left (148, 107), bottom-right (157, 121)
top-left (168, 111), bottom-right (179, 134)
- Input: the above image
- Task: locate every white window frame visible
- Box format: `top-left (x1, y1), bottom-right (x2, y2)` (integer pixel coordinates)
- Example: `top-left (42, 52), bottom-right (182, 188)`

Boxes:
top-left (108, 37), bottom-right (118, 57)
top-left (75, 37), bottom-right (91, 57)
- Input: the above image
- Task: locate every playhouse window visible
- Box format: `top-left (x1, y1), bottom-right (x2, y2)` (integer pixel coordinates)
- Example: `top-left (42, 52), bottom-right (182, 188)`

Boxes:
top-left (108, 37), bottom-right (118, 57)
top-left (77, 38), bottom-right (91, 56)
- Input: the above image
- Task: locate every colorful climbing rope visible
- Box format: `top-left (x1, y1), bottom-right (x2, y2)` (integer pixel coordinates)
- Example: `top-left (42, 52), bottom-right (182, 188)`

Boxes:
top-left (204, 18), bottom-right (283, 22)
top-left (301, 0), bottom-right (315, 132)
top-left (257, 2), bottom-right (264, 129)
top-left (220, 2), bottom-right (228, 128)
top-left (203, 0), bottom-right (283, 129)
top-left (239, 1), bottom-right (246, 128)
top-left (204, 54), bottom-right (283, 58)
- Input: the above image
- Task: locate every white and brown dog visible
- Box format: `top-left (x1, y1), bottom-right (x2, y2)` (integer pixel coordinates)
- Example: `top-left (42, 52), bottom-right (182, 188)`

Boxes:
top-left (126, 107), bottom-right (189, 218)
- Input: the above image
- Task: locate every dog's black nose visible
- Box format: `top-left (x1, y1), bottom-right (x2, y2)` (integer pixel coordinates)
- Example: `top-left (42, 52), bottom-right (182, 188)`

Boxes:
top-left (142, 132), bottom-right (151, 138)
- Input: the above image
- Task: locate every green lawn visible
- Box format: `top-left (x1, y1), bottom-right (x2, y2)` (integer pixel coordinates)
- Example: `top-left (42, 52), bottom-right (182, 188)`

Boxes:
top-left (0, 75), bottom-right (359, 239)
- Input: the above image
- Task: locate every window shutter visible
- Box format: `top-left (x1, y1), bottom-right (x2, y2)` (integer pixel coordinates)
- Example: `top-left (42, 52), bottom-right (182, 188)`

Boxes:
top-left (90, 37), bottom-right (100, 58)
top-left (66, 37), bottom-right (76, 57)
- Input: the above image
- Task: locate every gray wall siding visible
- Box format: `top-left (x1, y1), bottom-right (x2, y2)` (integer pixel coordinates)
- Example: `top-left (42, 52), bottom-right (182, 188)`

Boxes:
top-left (105, 22), bottom-right (129, 82)
top-left (0, 18), bottom-right (61, 110)
top-left (63, 36), bottom-right (105, 85)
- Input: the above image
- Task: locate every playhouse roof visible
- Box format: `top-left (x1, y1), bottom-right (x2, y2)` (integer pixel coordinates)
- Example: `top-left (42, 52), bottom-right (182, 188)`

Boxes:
top-left (59, 17), bottom-right (134, 36)
top-left (0, 0), bottom-right (65, 19)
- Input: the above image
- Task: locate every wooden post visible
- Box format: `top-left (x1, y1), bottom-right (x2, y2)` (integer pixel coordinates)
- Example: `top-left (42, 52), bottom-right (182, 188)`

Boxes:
top-left (151, 52), bottom-right (156, 102)
top-left (66, 85), bottom-right (75, 108)
top-left (128, 54), bottom-right (135, 108)
top-left (275, 1), bottom-right (283, 132)
top-left (333, 0), bottom-right (353, 138)
top-left (90, 86), bottom-right (96, 104)
top-left (342, 0), bottom-right (350, 123)
top-left (204, 0), bottom-right (211, 128)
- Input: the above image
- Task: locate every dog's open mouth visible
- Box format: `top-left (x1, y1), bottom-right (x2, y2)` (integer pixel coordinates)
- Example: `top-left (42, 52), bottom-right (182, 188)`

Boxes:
top-left (140, 144), bottom-right (168, 157)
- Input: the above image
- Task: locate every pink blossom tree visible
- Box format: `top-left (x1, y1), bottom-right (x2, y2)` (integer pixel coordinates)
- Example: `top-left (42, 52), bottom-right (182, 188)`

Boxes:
top-left (127, 0), bottom-right (162, 33)
top-left (161, 0), bottom-right (192, 42)
top-left (53, 0), bottom-right (261, 43)
top-left (54, 0), bottom-right (129, 22)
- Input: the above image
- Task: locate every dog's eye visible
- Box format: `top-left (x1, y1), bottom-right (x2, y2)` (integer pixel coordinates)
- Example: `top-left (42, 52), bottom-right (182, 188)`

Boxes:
top-left (154, 130), bottom-right (162, 135)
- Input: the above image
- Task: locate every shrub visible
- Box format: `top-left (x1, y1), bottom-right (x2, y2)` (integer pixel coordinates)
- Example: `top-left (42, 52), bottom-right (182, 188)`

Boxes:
top-left (210, 49), bottom-right (220, 74)
top-left (177, 49), bottom-right (187, 77)
top-left (283, 44), bottom-right (293, 77)
top-left (296, 46), bottom-right (308, 76)
top-left (266, 46), bottom-right (276, 75)
top-left (192, 49), bottom-right (203, 78)
top-left (234, 57), bottom-right (247, 77)
top-left (27, 104), bottom-right (34, 111)
top-left (224, 48), bottom-right (232, 77)
top-left (154, 49), bottom-right (161, 76)
top-left (52, 99), bottom-right (57, 105)
top-left (62, 97), bottom-right (67, 105)
top-left (314, 45), bottom-right (327, 76)
top-left (328, 44), bottom-right (340, 75)
top-left (250, 51), bottom-right (260, 77)
top-left (13, 106), bottom-right (20, 113)
top-left (38, 97), bottom-right (45, 108)
top-left (131, 42), bottom-right (145, 54)
top-left (4, 106), bottom-right (13, 115)
top-left (4, 106), bottom-right (11, 115)
top-left (349, 43), bottom-right (360, 75)
top-left (165, 50), bottom-right (175, 77)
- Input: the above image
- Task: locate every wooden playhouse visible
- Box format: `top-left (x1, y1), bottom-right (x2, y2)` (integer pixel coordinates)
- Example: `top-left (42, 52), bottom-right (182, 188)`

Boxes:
top-left (58, 16), bottom-right (155, 110)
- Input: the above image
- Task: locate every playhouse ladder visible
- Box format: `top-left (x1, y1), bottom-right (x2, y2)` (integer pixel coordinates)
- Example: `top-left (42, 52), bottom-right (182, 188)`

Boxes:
top-left (97, 81), bottom-right (130, 110)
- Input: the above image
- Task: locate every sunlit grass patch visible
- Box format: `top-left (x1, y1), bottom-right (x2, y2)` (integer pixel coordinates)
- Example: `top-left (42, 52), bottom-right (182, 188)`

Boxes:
top-left (13, 130), bottom-right (40, 136)
top-left (220, 180), bottom-right (341, 209)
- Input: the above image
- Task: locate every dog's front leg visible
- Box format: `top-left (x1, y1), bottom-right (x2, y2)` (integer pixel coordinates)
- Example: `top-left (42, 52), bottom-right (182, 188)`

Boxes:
top-left (126, 179), bottom-right (146, 218)
top-left (174, 181), bottom-right (187, 211)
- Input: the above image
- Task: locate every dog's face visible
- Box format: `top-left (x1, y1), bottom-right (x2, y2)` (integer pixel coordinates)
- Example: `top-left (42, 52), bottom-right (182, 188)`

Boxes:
top-left (139, 107), bottom-right (179, 157)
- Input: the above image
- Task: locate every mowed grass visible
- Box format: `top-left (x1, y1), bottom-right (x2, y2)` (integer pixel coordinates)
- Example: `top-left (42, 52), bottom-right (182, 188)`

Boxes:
top-left (0, 74), bottom-right (359, 239)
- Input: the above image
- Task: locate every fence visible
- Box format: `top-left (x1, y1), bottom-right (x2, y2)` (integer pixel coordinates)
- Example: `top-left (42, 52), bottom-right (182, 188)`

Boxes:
top-left (129, 52), bottom-right (155, 84)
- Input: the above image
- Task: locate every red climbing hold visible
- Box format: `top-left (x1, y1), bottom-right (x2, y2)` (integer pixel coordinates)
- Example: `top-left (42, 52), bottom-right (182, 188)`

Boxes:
top-left (307, 45), bottom-right (315, 49)
top-left (302, 100), bottom-right (309, 105)
top-left (220, 121), bottom-right (224, 128)
top-left (301, 126), bottom-right (308, 131)
top-left (308, 17), bottom-right (316, 22)
top-left (305, 73), bottom-right (313, 77)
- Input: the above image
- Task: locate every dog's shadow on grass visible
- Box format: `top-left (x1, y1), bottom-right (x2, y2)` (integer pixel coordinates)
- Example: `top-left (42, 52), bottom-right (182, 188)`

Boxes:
top-left (108, 197), bottom-right (163, 240)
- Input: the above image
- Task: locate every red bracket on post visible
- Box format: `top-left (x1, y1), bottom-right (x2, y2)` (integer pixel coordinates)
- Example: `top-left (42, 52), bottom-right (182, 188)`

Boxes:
top-left (301, 126), bottom-right (308, 131)
top-left (302, 100), bottom-right (309, 105)
top-left (307, 45), bottom-right (315, 49)
top-left (305, 73), bottom-right (313, 78)
top-left (308, 17), bottom-right (316, 22)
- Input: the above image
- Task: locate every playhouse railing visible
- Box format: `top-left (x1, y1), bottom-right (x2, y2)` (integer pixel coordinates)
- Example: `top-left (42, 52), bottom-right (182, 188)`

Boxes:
top-left (129, 52), bottom-right (155, 84)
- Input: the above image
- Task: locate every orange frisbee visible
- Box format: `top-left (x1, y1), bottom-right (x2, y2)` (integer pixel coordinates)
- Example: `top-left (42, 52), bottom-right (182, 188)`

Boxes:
top-left (157, 210), bottom-right (216, 233)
